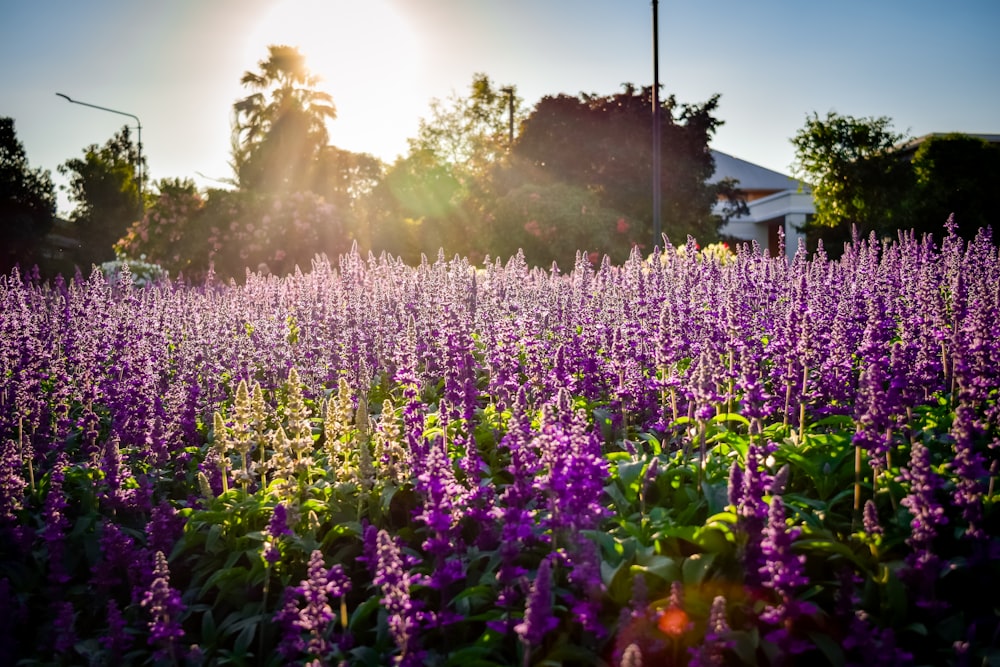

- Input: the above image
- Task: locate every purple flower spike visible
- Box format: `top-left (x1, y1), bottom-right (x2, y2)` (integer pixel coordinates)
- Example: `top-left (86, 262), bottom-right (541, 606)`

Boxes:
top-left (758, 496), bottom-right (814, 658)
top-left (899, 441), bottom-right (948, 608)
top-left (372, 529), bottom-right (425, 666)
top-left (515, 553), bottom-right (559, 649)
top-left (688, 595), bottom-right (732, 667)
top-left (140, 550), bottom-right (185, 661)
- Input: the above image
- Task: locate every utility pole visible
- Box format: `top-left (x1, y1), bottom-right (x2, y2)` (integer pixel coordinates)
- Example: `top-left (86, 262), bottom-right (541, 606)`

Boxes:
top-left (651, 0), bottom-right (662, 248)
top-left (501, 86), bottom-right (515, 149)
top-left (56, 93), bottom-right (144, 212)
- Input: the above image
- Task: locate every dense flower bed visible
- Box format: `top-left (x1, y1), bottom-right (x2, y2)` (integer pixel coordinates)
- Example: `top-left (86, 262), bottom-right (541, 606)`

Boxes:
top-left (1, 222), bottom-right (998, 666)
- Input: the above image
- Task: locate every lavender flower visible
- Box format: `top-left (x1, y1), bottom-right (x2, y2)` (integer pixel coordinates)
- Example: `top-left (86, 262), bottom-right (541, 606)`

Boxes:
top-left (899, 441), bottom-right (948, 608)
top-left (863, 499), bottom-right (883, 538)
top-left (372, 529), bottom-right (425, 666)
top-left (688, 595), bottom-right (732, 667)
top-left (140, 550), bottom-right (185, 661)
top-left (40, 453), bottom-right (70, 586)
top-left (52, 600), bottom-right (75, 656)
top-left (100, 599), bottom-right (132, 658)
top-left (950, 402), bottom-right (988, 541)
top-left (0, 438), bottom-right (25, 534)
top-left (758, 496), bottom-right (813, 658)
top-left (262, 502), bottom-right (293, 564)
top-left (515, 553), bottom-right (559, 649)
top-left (734, 443), bottom-right (772, 584)
top-left (91, 521), bottom-right (137, 593)
top-left (274, 549), bottom-right (352, 662)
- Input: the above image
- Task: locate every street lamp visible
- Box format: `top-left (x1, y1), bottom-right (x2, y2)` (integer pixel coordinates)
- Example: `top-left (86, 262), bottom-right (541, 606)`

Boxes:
top-left (651, 0), bottom-right (662, 248)
top-left (500, 86), bottom-right (515, 149)
top-left (56, 93), bottom-right (143, 210)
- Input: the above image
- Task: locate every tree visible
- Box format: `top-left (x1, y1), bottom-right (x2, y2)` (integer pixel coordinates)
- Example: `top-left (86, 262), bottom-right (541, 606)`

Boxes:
top-left (59, 125), bottom-right (143, 269)
top-left (0, 117), bottom-right (57, 276)
top-left (488, 182), bottom-right (633, 268)
top-left (409, 73), bottom-right (525, 183)
top-left (232, 44), bottom-right (337, 193)
top-left (310, 146), bottom-right (385, 248)
top-left (790, 111), bottom-right (911, 245)
top-left (510, 85), bottom-right (738, 250)
top-left (368, 149), bottom-right (467, 262)
top-left (366, 74), bottom-right (524, 262)
top-left (117, 182), bottom-right (348, 282)
top-left (907, 133), bottom-right (1000, 241)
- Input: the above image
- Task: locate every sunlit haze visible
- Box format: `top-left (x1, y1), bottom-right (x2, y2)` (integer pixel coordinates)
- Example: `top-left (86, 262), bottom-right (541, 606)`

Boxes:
top-left (3, 0), bottom-right (998, 215)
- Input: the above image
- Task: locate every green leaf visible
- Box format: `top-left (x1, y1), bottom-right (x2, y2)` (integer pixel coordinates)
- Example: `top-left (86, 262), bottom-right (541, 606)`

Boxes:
top-left (233, 621), bottom-right (256, 657)
top-left (681, 552), bottom-right (716, 585)
top-left (710, 412), bottom-right (751, 427)
top-left (444, 646), bottom-right (505, 667)
top-left (349, 596), bottom-right (382, 632)
top-left (809, 631), bottom-right (846, 667)
top-left (632, 554), bottom-right (680, 584)
top-left (201, 610), bottom-right (218, 645)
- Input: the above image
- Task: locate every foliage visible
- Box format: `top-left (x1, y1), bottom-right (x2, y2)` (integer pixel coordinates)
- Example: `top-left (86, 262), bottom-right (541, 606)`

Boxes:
top-left (59, 125), bottom-right (144, 268)
top-left (116, 182), bottom-right (347, 281)
top-left (232, 44), bottom-right (338, 194)
top-left (790, 111), bottom-right (911, 248)
top-left (409, 73), bottom-right (525, 183)
top-left (368, 148), bottom-right (469, 263)
top-left (310, 146), bottom-right (385, 249)
top-left (0, 117), bottom-right (57, 276)
top-left (366, 74), bottom-right (524, 263)
top-left (907, 133), bottom-right (1000, 243)
top-left (487, 181), bottom-right (634, 268)
top-left (2, 222), bottom-right (998, 665)
top-left (510, 85), bottom-right (741, 251)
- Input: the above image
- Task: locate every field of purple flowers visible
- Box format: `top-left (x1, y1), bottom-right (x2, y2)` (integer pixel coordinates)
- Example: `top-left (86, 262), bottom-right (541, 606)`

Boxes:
top-left (1, 222), bottom-right (998, 666)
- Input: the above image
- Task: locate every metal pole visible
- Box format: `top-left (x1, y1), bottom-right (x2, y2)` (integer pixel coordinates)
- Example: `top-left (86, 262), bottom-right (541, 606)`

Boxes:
top-left (501, 87), bottom-right (515, 148)
top-left (56, 93), bottom-right (143, 212)
top-left (652, 0), bottom-right (662, 248)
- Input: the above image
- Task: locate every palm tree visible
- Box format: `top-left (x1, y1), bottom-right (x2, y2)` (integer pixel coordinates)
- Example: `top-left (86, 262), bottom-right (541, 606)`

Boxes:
top-left (232, 45), bottom-right (337, 193)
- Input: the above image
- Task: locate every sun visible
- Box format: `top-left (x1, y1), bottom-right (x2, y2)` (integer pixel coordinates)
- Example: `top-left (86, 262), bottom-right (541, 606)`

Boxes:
top-left (243, 0), bottom-right (424, 163)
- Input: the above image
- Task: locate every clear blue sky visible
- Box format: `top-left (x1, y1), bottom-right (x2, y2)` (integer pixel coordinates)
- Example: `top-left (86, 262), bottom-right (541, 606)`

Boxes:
top-left (3, 0), bottom-right (998, 215)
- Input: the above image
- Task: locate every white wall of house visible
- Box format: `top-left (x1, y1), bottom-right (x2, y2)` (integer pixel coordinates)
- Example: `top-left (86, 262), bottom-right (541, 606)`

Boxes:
top-left (718, 190), bottom-right (813, 261)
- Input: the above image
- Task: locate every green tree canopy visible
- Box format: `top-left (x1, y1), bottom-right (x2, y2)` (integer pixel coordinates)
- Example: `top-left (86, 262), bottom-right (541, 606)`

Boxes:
top-left (908, 133), bottom-right (1000, 241)
top-left (487, 181), bottom-right (633, 268)
top-left (790, 111), bottom-right (911, 245)
top-left (0, 117), bottom-right (56, 276)
top-left (510, 85), bottom-right (737, 250)
top-left (117, 180), bottom-right (347, 282)
top-left (310, 145), bottom-right (385, 249)
top-left (409, 73), bottom-right (525, 183)
top-left (59, 125), bottom-right (143, 269)
top-left (232, 44), bottom-right (337, 194)
top-left (367, 74), bottom-right (523, 262)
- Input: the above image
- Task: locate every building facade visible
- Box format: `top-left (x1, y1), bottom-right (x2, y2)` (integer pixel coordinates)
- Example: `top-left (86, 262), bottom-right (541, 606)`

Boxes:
top-left (710, 150), bottom-right (810, 261)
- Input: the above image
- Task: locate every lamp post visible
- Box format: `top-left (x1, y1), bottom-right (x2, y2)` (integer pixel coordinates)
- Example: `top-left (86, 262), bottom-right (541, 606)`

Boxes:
top-left (56, 93), bottom-right (143, 210)
top-left (651, 0), bottom-right (662, 248)
top-left (500, 86), bottom-right (515, 149)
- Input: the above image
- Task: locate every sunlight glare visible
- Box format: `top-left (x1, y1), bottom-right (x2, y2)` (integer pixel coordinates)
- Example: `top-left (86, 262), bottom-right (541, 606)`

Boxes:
top-left (244, 0), bottom-right (423, 163)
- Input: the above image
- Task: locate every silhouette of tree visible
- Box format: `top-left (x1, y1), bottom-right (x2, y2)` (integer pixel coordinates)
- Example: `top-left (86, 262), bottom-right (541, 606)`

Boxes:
top-left (509, 85), bottom-right (735, 249)
top-left (368, 74), bottom-right (522, 262)
top-left (232, 44), bottom-right (337, 193)
top-left (908, 133), bottom-right (1000, 241)
top-left (0, 117), bottom-right (56, 276)
top-left (59, 125), bottom-right (143, 269)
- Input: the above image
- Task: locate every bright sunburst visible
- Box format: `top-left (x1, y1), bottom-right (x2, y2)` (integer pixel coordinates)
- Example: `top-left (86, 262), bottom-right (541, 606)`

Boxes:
top-left (243, 0), bottom-right (423, 162)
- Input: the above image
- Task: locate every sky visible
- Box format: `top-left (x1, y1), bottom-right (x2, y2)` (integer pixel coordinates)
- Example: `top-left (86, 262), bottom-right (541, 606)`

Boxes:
top-left (2, 0), bottom-right (999, 215)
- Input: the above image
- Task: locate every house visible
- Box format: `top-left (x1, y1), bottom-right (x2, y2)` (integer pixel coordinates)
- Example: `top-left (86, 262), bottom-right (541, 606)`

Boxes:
top-left (894, 133), bottom-right (1000, 161)
top-left (710, 149), bottom-right (811, 261)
